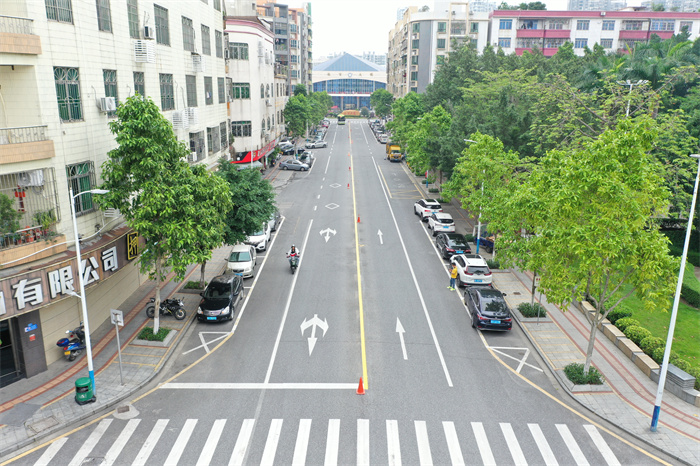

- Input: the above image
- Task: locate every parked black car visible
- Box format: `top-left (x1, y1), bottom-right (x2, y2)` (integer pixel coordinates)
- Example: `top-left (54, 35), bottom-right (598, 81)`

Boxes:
top-left (197, 274), bottom-right (244, 322)
top-left (436, 233), bottom-right (471, 259)
top-left (464, 286), bottom-right (512, 331)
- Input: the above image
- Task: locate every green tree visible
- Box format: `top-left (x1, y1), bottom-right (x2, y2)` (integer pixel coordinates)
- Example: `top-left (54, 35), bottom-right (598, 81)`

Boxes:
top-left (309, 91), bottom-right (333, 124)
top-left (216, 161), bottom-right (276, 247)
top-left (0, 193), bottom-right (23, 238)
top-left (100, 95), bottom-right (219, 332)
top-left (293, 84), bottom-right (308, 96)
top-left (387, 92), bottom-right (424, 148)
top-left (370, 89), bottom-right (394, 118)
top-left (517, 117), bottom-right (677, 374)
top-left (284, 94), bottom-right (312, 145)
top-left (405, 105), bottom-right (452, 176)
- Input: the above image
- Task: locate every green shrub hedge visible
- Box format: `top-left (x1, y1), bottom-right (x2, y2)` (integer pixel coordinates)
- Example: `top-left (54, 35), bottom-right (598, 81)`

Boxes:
top-left (464, 234), bottom-right (475, 243)
top-left (686, 366), bottom-right (700, 391)
top-left (137, 327), bottom-right (171, 341)
top-left (651, 346), bottom-right (679, 364)
top-left (517, 302), bottom-right (547, 318)
top-left (615, 317), bottom-right (640, 332)
top-left (606, 308), bottom-right (632, 325)
top-left (486, 259), bottom-right (501, 270)
top-left (564, 363), bottom-right (604, 385)
top-left (624, 325), bottom-right (652, 346)
top-left (639, 336), bottom-right (665, 355)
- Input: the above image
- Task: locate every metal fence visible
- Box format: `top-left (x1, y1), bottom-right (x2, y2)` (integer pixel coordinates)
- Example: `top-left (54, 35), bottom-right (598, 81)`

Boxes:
top-left (0, 126), bottom-right (49, 145)
top-left (0, 15), bottom-right (34, 35)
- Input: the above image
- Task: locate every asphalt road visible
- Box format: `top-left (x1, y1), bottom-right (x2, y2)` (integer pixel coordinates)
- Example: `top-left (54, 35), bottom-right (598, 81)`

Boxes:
top-left (11, 120), bottom-right (671, 465)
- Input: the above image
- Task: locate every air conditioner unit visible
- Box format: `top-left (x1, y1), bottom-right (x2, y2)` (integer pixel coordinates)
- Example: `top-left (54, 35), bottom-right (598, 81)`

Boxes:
top-left (601, 11), bottom-right (606, 15)
top-left (192, 53), bottom-right (205, 72)
top-left (184, 107), bottom-right (199, 126)
top-left (143, 25), bottom-right (155, 40)
top-left (99, 96), bottom-right (117, 112)
top-left (134, 40), bottom-right (155, 63)
top-left (172, 110), bottom-right (189, 129)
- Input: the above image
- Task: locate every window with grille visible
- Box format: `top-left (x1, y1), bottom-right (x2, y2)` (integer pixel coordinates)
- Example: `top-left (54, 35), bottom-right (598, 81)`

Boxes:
top-left (66, 162), bottom-right (96, 215)
top-left (230, 83), bottom-right (250, 99)
top-left (231, 121), bottom-right (252, 137)
top-left (471, 22), bottom-right (479, 33)
top-left (201, 25), bottom-right (211, 55)
top-left (412, 39), bottom-right (419, 49)
top-left (207, 126), bottom-right (221, 154)
top-left (46, 0), bottom-right (74, 23)
top-left (54, 67), bottom-right (82, 122)
top-left (103, 69), bottom-right (118, 116)
top-left (217, 77), bottom-right (225, 103)
top-left (412, 23), bottom-right (420, 33)
top-left (133, 72), bottom-right (145, 97)
top-left (186, 75), bottom-right (197, 107)
top-left (410, 71), bottom-right (418, 81)
top-left (411, 56), bottom-right (418, 65)
top-left (160, 73), bottom-right (174, 110)
top-left (437, 38), bottom-right (446, 49)
top-left (574, 38), bottom-right (588, 48)
top-left (230, 43), bottom-right (249, 60)
top-left (127, 0), bottom-right (139, 38)
top-left (437, 22), bottom-right (446, 33)
top-left (623, 21), bottom-right (643, 30)
top-left (220, 122), bottom-right (227, 149)
top-left (498, 37), bottom-right (511, 48)
top-left (96, 0), bottom-right (112, 32)
top-left (154, 5), bottom-right (170, 45)
top-left (182, 17), bottom-right (194, 52)
top-left (189, 132), bottom-right (205, 162)
top-left (215, 30), bottom-right (223, 57)
top-left (499, 19), bottom-right (512, 30)
top-left (291, 39), bottom-right (298, 48)
top-left (576, 20), bottom-right (589, 30)
top-left (602, 20), bottom-right (615, 31)
top-left (600, 38), bottom-right (613, 48)
top-left (260, 84), bottom-right (265, 98)
top-left (547, 20), bottom-right (565, 30)
top-left (651, 20), bottom-right (674, 31)
top-left (204, 77), bottom-right (213, 105)
top-left (214, 0), bottom-right (221, 11)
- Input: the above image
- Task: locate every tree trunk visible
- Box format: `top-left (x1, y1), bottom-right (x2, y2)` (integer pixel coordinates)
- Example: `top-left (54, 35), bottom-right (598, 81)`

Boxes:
top-left (583, 307), bottom-right (601, 374)
top-left (531, 271), bottom-right (537, 306)
top-left (199, 260), bottom-right (207, 289)
top-left (154, 258), bottom-right (161, 334)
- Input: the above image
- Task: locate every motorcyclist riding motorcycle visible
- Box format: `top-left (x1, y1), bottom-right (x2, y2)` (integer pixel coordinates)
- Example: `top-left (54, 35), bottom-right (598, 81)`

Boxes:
top-left (286, 245), bottom-right (301, 273)
top-left (286, 244), bottom-right (300, 259)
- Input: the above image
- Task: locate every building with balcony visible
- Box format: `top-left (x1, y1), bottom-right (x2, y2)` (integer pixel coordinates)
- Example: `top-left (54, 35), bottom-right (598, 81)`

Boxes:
top-left (312, 53), bottom-right (386, 111)
top-left (387, 2), bottom-right (490, 98)
top-left (0, 0), bottom-right (228, 386)
top-left (491, 10), bottom-right (700, 56)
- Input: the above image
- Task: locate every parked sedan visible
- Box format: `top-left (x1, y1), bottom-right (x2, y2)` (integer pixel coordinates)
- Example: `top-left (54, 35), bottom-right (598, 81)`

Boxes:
top-left (227, 244), bottom-right (256, 278)
top-left (279, 159), bottom-right (310, 171)
top-left (436, 233), bottom-right (471, 259)
top-left (268, 209), bottom-right (281, 232)
top-left (464, 286), bottom-right (512, 331)
top-left (298, 153), bottom-right (314, 167)
top-left (197, 274), bottom-right (244, 322)
top-left (245, 221), bottom-right (271, 251)
top-left (311, 140), bottom-right (328, 148)
top-left (427, 212), bottom-right (455, 236)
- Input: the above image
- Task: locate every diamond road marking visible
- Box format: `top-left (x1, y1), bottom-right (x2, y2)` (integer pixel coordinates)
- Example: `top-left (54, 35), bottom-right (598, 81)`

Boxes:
top-left (325, 203), bottom-right (339, 210)
top-left (329, 183), bottom-right (341, 188)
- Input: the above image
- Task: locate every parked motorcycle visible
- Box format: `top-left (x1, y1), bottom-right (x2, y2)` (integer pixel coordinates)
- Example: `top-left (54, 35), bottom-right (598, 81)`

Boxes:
top-left (288, 255), bottom-right (299, 274)
top-left (56, 324), bottom-right (86, 361)
top-left (146, 297), bottom-right (186, 320)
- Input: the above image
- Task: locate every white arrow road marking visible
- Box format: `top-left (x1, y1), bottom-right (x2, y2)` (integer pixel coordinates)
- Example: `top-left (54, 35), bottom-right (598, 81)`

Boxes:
top-left (319, 228), bottom-right (337, 243)
top-left (377, 229), bottom-right (384, 245)
top-left (300, 314), bottom-right (329, 355)
top-left (396, 318), bottom-right (407, 360)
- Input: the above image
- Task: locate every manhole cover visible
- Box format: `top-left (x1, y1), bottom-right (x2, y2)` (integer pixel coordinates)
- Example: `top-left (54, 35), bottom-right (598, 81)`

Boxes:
top-left (117, 406), bottom-right (129, 413)
top-left (513, 292), bottom-right (521, 295)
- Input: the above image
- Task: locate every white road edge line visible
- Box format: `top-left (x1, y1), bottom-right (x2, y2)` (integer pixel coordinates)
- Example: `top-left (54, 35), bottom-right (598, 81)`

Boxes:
top-left (160, 382), bottom-right (357, 389)
top-left (371, 157), bottom-right (453, 387)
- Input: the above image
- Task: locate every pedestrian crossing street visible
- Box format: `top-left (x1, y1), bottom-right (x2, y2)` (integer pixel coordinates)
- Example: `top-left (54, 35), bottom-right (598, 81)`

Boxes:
top-left (33, 417), bottom-right (623, 466)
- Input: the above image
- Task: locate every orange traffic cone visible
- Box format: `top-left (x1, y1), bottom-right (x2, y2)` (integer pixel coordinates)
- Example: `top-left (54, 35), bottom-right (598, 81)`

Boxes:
top-left (357, 216), bottom-right (360, 223)
top-left (356, 378), bottom-right (365, 395)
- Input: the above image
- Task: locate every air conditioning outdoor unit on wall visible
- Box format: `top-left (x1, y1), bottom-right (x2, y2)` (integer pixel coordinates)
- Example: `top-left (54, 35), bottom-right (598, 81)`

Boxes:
top-left (192, 53), bottom-right (205, 72)
top-left (99, 96), bottom-right (116, 112)
top-left (144, 25), bottom-right (155, 39)
top-left (172, 110), bottom-right (189, 129)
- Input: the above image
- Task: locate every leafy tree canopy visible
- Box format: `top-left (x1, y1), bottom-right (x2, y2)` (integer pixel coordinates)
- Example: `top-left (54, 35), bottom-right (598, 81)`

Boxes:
top-left (370, 89), bottom-right (394, 118)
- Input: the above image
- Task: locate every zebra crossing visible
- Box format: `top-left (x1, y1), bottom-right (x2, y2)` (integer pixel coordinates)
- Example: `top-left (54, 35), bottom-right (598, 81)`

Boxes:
top-left (32, 417), bottom-right (622, 466)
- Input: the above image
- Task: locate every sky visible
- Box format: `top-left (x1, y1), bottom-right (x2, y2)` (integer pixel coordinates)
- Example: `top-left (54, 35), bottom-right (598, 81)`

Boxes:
top-left (284, 0), bottom-right (576, 58)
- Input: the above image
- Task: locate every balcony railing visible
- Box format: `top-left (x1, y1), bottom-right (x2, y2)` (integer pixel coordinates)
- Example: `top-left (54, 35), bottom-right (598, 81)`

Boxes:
top-left (0, 125), bottom-right (49, 145)
top-left (0, 15), bottom-right (34, 34)
top-left (1, 225), bottom-right (57, 251)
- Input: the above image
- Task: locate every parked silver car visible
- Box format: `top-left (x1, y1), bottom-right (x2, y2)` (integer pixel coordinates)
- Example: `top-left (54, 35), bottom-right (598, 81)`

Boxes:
top-left (279, 159), bottom-right (310, 171)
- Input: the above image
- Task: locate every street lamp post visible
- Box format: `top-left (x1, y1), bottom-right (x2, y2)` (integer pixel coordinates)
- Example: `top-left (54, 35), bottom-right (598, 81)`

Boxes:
top-left (618, 79), bottom-right (648, 117)
top-left (69, 187), bottom-right (109, 397)
top-left (464, 139), bottom-right (483, 253)
top-left (650, 153), bottom-right (700, 432)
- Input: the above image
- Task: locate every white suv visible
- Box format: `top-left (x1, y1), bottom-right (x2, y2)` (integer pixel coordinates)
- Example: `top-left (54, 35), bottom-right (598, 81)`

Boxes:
top-left (449, 254), bottom-right (492, 287)
top-left (414, 199), bottom-right (443, 222)
top-left (427, 212), bottom-right (455, 236)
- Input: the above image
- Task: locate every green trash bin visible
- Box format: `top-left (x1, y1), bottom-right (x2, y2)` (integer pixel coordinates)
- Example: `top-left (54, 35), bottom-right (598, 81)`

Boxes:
top-left (75, 377), bottom-right (96, 405)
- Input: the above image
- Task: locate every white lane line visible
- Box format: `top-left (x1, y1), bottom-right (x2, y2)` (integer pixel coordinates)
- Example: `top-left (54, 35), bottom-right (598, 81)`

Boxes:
top-left (357, 419), bottom-right (370, 466)
top-left (500, 422), bottom-right (527, 465)
top-left (414, 420), bottom-right (433, 466)
top-left (164, 418), bottom-right (197, 466)
top-left (161, 382), bottom-right (357, 389)
top-left (264, 219), bottom-right (313, 384)
top-left (261, 419), bottom-right (283, 466)
top-left (472, 422), bottom-right (496, 466)
top-left (320, 185), bottom-right (323, 189)
top-left (529, 423), bottom-right (558, 466)
top-left (556, 424), bottom-right (589, 466)
top-left (371, 157), bottom-right (453, 386)
top-left (324, 419), bottom-right (340, 466)
top-left (386, 420), bottom-right (402, 466)
top-left (34, 437), bottom-right (68, 466)
top-left (133, 419), bottom-right (169, 466)
top-left (584, 425), bottom-right (621, 466)
top-left (317, 194), bottom-right (320, 199)
top-left (292, 419), bottom-right (312, 466)
top-left (314, 206), bottom-right (318, 211)
top-left (67, 419), bottom-right (112, 466)
top-left (229, 419), bottom-right (255, 466)
top-left (442, 421), bottom-right (465, 466)
top-left (104, 418), bottom-right (140, 466)
top-left (196, 419), bottom-right (226, 466)
top-left (199, 332), bottom-right (211, 354)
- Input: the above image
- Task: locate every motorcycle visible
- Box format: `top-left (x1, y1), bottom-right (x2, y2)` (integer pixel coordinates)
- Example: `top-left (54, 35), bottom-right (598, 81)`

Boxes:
top-left (56, 324), bottom-right (86, 361)
top-left (288, 254), bottom-right (299, 274)
top-left (146, 297), bottom-right (186, 320)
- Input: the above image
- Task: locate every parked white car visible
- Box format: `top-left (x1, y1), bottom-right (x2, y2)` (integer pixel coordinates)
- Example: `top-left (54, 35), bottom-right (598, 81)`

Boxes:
top-left (227, 244), bottom-right (257, 278)
top-left (427, 212), bottom-right (455, 236)
top-left (450, 254), bottom-right (492, 287)
top-left (245, 221), bottom-right (272, 251)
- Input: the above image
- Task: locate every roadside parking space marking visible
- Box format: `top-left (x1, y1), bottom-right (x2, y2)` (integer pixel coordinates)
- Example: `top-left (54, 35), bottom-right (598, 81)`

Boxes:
top-left (197, 332), bottom-right (228, 354)
top-left (488, 346), bottom-right (543, 373)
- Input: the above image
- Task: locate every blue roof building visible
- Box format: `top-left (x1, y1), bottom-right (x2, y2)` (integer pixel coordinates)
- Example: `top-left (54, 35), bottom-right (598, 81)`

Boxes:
top-left (312, 53), bottom-right (387, 111)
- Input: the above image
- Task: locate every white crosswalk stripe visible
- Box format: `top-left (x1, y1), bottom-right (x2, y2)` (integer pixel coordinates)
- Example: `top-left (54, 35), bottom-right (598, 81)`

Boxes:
top-left (33, 417), bottom-right (625, 466)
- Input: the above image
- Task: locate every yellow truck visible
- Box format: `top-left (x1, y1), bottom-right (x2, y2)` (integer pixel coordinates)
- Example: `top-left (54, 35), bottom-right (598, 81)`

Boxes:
top-left (386, 143), bottom-right (403, 162)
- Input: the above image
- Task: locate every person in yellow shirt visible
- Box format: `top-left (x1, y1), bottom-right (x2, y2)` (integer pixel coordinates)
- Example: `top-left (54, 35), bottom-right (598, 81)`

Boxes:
top-left (449, 264), bottom-right (458, 291)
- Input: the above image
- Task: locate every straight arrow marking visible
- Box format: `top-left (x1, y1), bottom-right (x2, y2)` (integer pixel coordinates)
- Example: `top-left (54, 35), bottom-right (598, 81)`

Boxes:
top-left (396, 318), bottom-right (407, 360)
top-left (377, 229), bottom-right (384, 245)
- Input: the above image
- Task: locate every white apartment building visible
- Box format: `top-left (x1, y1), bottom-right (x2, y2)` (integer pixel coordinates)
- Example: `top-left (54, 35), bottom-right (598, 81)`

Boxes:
top-left (491, 10), bottom-right (700, 56)
top-left (387, 3), bottom-right (490, 97)
top-left (0, 0), bottom-right (228, 385)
